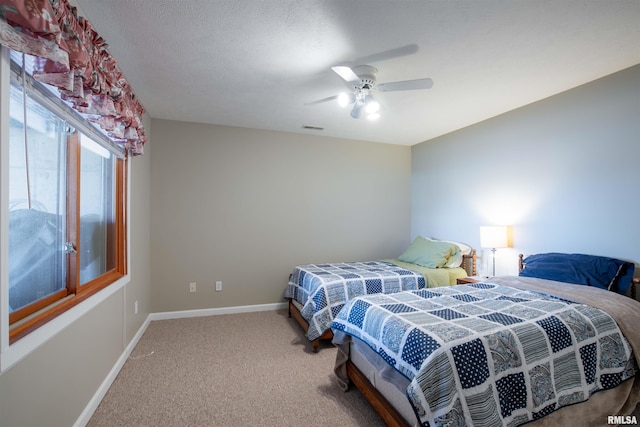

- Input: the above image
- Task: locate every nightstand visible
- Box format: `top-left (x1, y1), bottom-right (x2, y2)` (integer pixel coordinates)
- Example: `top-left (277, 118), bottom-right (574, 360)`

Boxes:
top-left (456, 276), bottom-right (490, 285)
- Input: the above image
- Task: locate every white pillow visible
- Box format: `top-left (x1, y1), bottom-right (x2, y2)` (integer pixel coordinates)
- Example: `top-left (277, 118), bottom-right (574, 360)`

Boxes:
top-left (429, 237), bottom-right (472, 268)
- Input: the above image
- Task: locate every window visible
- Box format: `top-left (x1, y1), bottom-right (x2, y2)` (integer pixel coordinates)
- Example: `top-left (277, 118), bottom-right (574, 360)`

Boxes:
top-left (6, 51), bottom-right (127, 343)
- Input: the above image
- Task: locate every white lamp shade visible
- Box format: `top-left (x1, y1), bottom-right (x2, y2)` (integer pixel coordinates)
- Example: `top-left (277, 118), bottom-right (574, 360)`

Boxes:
top-left (480, 226), bottom-right (509, 249)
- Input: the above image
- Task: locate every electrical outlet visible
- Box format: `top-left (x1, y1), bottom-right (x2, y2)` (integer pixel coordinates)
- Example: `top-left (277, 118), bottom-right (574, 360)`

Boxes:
top-left (189, 282), bottom-right (197, 293)
top-left (134, 300), bottom-right (138, 314)
top-left (215, 281), bottom-right (222, 291)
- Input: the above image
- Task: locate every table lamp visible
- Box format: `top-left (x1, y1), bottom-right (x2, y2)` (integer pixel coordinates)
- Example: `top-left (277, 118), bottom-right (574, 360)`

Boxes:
top-left (480, 226), bottom-right (509, 276)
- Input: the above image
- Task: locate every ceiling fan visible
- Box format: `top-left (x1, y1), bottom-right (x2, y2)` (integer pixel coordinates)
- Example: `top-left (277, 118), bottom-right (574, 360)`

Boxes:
top-left (307, 45), bottom-right (433, 121)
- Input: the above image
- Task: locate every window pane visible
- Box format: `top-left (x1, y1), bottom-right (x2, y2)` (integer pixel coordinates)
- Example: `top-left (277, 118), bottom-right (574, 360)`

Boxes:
top-left (79, 134), bottom-right (116, 285)
top-left (8, 82), bottom-right (67, 313)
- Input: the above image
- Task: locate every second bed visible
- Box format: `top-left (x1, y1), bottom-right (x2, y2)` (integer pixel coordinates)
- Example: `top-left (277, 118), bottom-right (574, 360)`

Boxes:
top-left (285, 237), bottom-right (476, 351)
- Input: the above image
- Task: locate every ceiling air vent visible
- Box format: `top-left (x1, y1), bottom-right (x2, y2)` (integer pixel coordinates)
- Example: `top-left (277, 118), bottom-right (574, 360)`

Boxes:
top-left (302, 125), bottom-right (324, 131)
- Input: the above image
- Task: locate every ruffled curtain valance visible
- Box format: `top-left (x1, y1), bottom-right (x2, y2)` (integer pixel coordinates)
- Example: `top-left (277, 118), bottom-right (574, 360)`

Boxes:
top-left (0, 0), bottom-right (146, 155)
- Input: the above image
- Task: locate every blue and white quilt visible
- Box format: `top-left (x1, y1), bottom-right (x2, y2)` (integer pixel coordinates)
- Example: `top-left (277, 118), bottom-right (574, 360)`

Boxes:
top-left (331, 283), bottom-right (637, 427)
top-left (285, 261), bottom-right (426, 341)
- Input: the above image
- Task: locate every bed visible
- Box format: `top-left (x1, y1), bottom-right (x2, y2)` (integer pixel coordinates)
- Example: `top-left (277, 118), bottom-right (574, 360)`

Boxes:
top-left (285, 237), bottom-right (477, 352)
top-left (331, 252), bottom-right (640, 426)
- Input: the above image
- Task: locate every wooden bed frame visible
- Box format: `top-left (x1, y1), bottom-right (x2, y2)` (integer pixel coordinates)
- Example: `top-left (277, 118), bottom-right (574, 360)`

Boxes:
top-left (287, 298), bottom-right (334, 352)
top-left (345, 360), bottom-right (411, 427)
top-left (288, 250), bottom-right (477, 352)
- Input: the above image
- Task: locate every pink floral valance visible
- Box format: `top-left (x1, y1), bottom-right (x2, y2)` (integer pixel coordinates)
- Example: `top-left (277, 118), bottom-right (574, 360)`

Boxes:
top-left (0, 0), bottom-right (146, 155)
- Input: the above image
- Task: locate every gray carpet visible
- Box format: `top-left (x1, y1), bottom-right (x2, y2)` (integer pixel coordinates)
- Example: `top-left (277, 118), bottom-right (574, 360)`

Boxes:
top-left (89, 309), bottom-right (640, 426)
top-left (88, 309), bottom-right (386, 426)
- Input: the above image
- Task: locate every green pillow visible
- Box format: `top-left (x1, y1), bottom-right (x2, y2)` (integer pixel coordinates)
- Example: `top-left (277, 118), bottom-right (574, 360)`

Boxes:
top-left (398, 236), bottom-right (459, 268)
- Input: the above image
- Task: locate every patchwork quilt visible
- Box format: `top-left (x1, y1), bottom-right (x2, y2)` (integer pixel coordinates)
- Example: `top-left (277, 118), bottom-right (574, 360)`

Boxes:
top-left (331, 283), bottom-right (637, 427)
top-left (285, 261), bottom-right (426, 341)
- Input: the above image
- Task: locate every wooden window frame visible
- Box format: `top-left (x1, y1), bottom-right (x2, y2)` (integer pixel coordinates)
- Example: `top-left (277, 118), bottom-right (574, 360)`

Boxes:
top-left (8, 131), bottom-right (128, 344)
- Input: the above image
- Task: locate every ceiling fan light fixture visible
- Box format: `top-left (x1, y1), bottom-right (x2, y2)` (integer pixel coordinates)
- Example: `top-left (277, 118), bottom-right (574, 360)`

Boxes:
top-left (351, 102), bottom-right (364, 119)
top-left (338, 92), bottom-right (353, 108)
top-left (365, 96), bottom-right (380, 114)
top-left (313, 59), bottom-right (433, 121)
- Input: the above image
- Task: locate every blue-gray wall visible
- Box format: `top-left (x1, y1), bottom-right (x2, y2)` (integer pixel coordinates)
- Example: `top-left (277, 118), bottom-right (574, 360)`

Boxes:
top-left (411, 64), bottom-right (640, 276)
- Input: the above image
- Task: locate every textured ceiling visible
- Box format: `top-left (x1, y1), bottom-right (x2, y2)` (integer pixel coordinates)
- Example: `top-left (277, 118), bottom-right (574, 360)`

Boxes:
top-left (73, 0), bottom-right (640, 146)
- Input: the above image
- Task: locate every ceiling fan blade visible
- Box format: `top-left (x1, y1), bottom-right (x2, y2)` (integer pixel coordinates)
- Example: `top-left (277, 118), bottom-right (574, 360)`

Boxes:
top-left (304, 95), bottom-right (340, 106)
top-left (351, 44), bottom-right (419, 65)
top-left (331, 66), bottom-right (360, 83)
top-left (376, 78), bottom-right (433, 92)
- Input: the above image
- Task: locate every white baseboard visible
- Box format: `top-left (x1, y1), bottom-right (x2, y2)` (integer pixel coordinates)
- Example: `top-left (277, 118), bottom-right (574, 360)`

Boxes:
top-left (74, 314), bottom-right (151, 427)
top-left (74, 301), bottom-right (287, 426)
top-left (149, 301), bottom-right (288, 321)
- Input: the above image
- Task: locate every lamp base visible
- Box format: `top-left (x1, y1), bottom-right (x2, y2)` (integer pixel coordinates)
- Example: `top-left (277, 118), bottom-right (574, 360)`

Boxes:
top-left (491, 247), bottom-right (497, 276)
